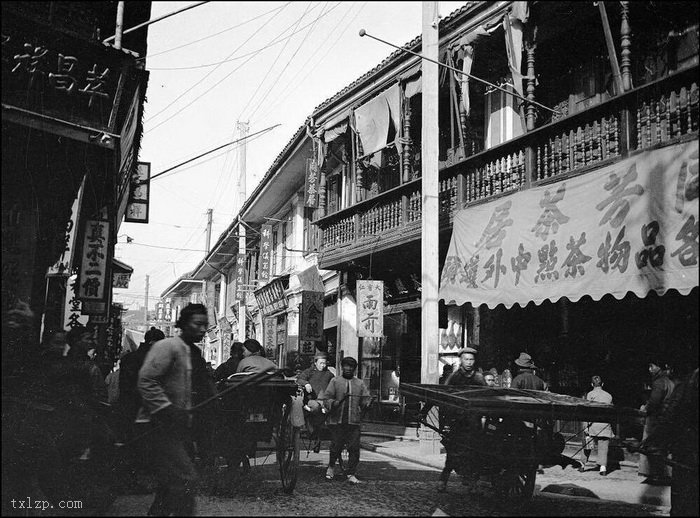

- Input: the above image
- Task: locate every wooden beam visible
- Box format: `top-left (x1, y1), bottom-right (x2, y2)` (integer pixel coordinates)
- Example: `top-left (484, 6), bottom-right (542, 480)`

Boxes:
top-left (598, 1), bottom-right (625, 95)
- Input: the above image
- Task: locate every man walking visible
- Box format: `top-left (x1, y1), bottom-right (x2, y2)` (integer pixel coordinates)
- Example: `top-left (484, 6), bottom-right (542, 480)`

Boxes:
top-left (323, 356), bottom-right (370, 483)
top-left (138, 303), bottom-right (208, 516)
top-left (580, 375), bottom-right (614, 476)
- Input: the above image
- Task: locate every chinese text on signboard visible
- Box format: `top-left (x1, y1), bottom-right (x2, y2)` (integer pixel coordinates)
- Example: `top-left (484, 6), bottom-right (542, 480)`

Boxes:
top-left (357, 280), bottom-right (383, 338)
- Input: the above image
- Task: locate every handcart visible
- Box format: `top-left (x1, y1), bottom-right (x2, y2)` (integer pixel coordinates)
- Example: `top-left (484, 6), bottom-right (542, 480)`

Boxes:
top-left (401, 383), bottom-right (643, 503)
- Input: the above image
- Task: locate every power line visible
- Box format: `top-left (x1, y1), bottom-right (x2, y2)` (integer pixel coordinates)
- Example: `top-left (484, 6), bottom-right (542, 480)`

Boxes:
top-left (238, 1), bottom-right (313, 121)
top-left (150, 124), bottom-right (281, 181)
top-left (144, 3), bottom-right (291, 126)
top-left (121, 241), bottom-right (237, 254)
top-left (148, 2), bottom-right (341, 71)
top-left (141, 2), bottom-right (292, 61)
top-left (255, 1), bottom-right (367, 124)
top-left (247, 1), bottom-right (326, 122)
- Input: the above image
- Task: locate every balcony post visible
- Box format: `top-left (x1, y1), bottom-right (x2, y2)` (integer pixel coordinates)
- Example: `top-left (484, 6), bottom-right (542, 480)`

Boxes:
top-left (620, 1), bottom-right (632, 92)
top-left (524, 29), bottom-right (537, 186)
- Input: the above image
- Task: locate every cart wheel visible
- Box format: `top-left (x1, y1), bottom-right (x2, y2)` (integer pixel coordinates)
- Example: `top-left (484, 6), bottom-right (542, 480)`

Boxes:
top-left (277, 402), bottom-right (301, 493)
top-left (496, 464), bottom-right (536, 503)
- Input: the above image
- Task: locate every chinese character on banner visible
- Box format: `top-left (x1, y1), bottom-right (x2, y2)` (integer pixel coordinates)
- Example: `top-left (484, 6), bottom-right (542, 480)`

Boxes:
top-left (304, 158), bottom-right (319, 208)
top-left (299, 291), bottom-right (324, 341)
top-left (78, 219), bottom-right (109, 306)
top-left (356, 280), bottom-right (383, 338)
top-left (259, 224), bottom-right (273, 283)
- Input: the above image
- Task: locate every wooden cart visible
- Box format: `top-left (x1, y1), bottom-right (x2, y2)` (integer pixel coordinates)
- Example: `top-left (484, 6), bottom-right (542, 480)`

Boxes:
top-left (400, 383), bottom-right (643, 503)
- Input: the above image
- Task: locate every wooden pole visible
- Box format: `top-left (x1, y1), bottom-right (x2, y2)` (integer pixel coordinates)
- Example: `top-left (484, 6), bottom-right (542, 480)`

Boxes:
top-left (421, 1), bottom-right (440, 386)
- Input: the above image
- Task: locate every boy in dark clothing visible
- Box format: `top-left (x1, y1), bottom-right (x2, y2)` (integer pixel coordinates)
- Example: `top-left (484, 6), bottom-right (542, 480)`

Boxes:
top-left (296, 351), bottom-right (334, 452)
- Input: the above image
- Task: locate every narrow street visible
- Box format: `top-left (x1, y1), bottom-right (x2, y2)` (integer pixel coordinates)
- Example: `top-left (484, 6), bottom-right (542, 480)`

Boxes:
top-left (106, 450), bottom-right (666, 516)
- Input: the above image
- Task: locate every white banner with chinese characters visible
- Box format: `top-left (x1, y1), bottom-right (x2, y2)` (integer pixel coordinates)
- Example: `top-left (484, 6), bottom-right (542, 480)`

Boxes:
top-left (357, 280), bottom-right (384, 337)
top-left (440, 140), bottom-right (699, 309)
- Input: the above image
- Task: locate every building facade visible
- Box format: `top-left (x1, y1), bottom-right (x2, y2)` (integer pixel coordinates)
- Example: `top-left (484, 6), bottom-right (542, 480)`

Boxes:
top-left (2, 1), bottom-right (152, 373)
top-left (308, 0), bottom-right (698, 424)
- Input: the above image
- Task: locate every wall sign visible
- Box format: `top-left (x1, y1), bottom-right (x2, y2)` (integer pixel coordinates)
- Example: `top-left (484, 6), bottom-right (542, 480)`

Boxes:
top-left (357, 280), bottom-right (384, 338)
top-left (304, 158), bottom-right (319, 208)
top-left (258, 224), bottom-right (273, 283)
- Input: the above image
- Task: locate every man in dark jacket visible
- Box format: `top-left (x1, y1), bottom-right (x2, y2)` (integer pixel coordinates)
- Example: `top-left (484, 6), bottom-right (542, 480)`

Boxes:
top-left (296, 351), bottom-right (334, 452)
top-left (511, 352), bottom-right (545, 390)
top-left (437, 347), bottom-right (486, 492)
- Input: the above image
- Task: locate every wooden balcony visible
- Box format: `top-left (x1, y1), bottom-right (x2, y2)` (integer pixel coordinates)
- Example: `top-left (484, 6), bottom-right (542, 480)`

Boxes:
top-left (315, 66), bottom-right (699, 271)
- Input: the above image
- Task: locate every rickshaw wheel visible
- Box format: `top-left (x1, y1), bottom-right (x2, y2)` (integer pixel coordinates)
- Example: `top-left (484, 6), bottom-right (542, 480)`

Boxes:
top-left (277, 401), bottom-right (301, 493)
top-left (495, 464), bottom-right (536, 503)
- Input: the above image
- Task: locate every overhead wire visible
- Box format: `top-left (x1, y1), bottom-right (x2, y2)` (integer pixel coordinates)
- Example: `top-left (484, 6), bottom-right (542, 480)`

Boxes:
top-left (246, 1), bottom-right (328, 122)
top-left (237, 1), bottom-right (314, 121)
top-left (255, 1), bottom-right (368, 124)
top-left (144, 2), bottom-right (291, 127)
top-left (147, 2), bottom-right (341, 71)
top-left (141, 2), bottom-right (292, 61)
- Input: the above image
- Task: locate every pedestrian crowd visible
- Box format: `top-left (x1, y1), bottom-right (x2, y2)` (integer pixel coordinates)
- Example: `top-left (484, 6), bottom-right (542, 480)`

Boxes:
top-left (5, 297), bottom-right (697, 517)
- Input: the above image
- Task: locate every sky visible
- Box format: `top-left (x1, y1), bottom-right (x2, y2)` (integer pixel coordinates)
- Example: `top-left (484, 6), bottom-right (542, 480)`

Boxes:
top-left (113, 1), bottom-right (468, 311)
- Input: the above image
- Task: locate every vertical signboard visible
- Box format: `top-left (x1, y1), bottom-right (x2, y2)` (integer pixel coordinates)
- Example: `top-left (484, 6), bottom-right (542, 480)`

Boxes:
top-left (259, 224), bottom-right (273, 284)
top-left (356, 280), bottom-right (384, 338)
top-left (125, 162), bottom-right (150, 223)
top-left (264, 316), bottom-right (277, 361)
top-left (48, 176), bottom-right (85, 275)
top-left (304, 158), bottom-right (319, 208)
top-left (299, 290), bottom-right (324, 341)
top-left (78, 219), bottom-right (110, 314)
top-left (235, 253), bottom-right (247, 301)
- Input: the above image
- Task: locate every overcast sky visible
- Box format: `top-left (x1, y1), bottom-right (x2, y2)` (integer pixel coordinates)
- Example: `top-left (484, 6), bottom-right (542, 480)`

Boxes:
top-left (113, 1), bottom-right (467, 311)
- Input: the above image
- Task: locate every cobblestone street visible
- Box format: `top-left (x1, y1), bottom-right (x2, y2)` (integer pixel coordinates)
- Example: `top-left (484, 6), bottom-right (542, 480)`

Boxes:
top-left (106, 450), bottom-right (668, 516)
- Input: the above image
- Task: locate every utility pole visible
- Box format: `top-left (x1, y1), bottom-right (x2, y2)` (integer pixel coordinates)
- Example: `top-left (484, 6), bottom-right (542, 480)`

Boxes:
top-left (420, 1), bottom-right (440, 454)
top-left (144, 274), bottom-right (150, 326)
top-left (205, 208), bottom-right (213, 254)
top-left (236, 121), bottom-right (249, 212)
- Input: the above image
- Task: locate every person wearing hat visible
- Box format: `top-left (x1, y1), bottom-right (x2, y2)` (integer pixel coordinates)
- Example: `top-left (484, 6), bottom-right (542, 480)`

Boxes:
top-left (580, 375), bottom-right (614, 476)
top-left (236, 338), bottom-right (278, 374)
top-left (296, 351), bottom-right (335, 452)
top-left (322, 356), bottom-right (371, 484)
top-left (436, 346), bottom-right (486, 493)
top-left (511, 352), bottom-right (545, 390)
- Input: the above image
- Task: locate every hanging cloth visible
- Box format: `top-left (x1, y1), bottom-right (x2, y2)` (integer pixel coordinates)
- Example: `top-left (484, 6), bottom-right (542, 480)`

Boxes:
top-left (503, 1), bottom-right (529, 100)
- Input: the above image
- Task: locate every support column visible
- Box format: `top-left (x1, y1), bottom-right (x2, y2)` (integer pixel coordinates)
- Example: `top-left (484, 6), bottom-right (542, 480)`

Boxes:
top-left (620, 1), bottom-right (632, 92)
top-left (420, 1), bottom-right (441, 455)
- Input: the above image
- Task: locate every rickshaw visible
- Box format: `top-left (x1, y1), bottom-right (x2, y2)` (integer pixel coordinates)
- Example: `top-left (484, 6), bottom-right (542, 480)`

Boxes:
top-left (401, 383), bottom-right (644, 503)
top-left (209, 369), bottom-right (303, 493)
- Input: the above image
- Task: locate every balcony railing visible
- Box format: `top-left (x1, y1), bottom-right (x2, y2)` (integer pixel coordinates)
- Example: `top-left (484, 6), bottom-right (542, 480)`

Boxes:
top-left (315, 66), bottom-right (699, 267)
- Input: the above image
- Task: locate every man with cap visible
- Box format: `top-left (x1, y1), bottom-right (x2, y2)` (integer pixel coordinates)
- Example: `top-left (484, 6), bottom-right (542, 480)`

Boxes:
top-left (322, 356), bottom-right (371, 484)
top-left (511, 352), bottom-right (545, 390)
top-left (296, 351), bottom-right (334, 452)
top-left (236, 338), bottom-right (278, 374)
top-left (435, 346), bottom-right (487, 492)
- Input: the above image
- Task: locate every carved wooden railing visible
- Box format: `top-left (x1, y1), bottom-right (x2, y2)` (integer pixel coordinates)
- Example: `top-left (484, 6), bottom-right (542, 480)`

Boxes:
top-left (315, 65), bottom-right (699, 266)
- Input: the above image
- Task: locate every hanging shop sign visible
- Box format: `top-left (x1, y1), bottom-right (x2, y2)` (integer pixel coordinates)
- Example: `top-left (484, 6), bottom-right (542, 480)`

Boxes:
top-left (234, 253), bottom-right (247, 301)
top-left (78, 219), bottom-right (110, 314)
top-left (254, 275), bottom-right (290, 316)
top-left (258, 224), bottom-right (273, 283)
top-left (299, 290), bottom-right (324, 341)
top-left (48, 176), bottom-right (85, 276)
top-left (113, 272), bottom-right (131, 289)
top-left (264, 316), bottom-right (278, 360)
top-left (440, 140), bottom-right (699, 309)
top-left (357, 280), bottom-right (384, 338)
top-left (64, 274), bottom-right (88, 330)
top-left (304, 158), bottom-right (320, 208)
top-left (124, 162), bottom-right (150, 223)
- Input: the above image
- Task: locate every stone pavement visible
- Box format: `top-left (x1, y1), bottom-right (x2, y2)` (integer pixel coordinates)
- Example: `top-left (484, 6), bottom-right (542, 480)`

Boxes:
top-left (358, 423), bottom-right (671, 512)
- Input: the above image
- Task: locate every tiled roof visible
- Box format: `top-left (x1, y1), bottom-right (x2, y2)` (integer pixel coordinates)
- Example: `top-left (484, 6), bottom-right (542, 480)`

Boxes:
top-left (311, 2), bottom-right (478, 116)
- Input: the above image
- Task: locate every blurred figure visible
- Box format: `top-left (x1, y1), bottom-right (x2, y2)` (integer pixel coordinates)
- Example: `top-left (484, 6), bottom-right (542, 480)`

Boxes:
top-left (484, 369), bottom-right (497, 387)
top-left (642, 368), bottom-right (698, 516)
top-left (639, 358), bottom-right (675, 484)
top-left (236, 339), bottom-right (277, 373)
top-left (214, 342), bottom-right (245, 381)
top-left (580, 375), bottom-right (614, 476)
top-left (439, 362), bottom-right (454, 385)
top-left (511, 352), bottom-right (545, 390)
